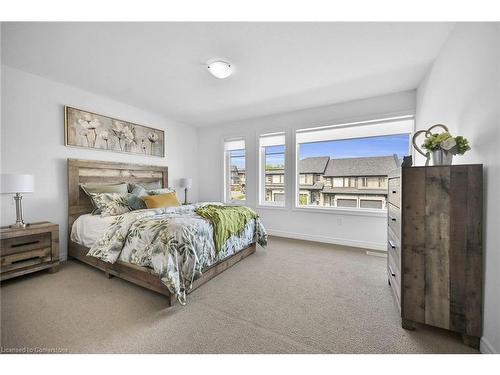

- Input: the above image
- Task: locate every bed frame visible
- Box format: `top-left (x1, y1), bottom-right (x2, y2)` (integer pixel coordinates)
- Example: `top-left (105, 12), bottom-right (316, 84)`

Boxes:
top-left (67, 158), bottom-right (256, 307)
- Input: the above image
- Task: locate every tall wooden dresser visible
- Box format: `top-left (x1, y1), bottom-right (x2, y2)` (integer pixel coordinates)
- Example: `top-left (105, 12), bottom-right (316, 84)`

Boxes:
top-left (387, 165), bottom-right (483, 349)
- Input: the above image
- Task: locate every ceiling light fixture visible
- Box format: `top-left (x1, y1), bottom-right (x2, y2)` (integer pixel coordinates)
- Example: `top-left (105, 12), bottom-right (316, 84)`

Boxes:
top-left (207, 60), bottom-right (233, 79)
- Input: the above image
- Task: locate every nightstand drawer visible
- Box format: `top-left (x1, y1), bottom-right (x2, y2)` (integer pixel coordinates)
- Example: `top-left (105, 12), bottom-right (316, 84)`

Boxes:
top-left (1, 232), bottom-right (51, 256)
top-left (1, 247), bottom-right (52, 273)
top-left (0, 222), bottom-right (59, 280)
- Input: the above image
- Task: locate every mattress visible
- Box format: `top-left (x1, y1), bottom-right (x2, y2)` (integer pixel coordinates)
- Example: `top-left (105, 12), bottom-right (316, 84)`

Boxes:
top-left (71, 213), bottom-right (116, 248)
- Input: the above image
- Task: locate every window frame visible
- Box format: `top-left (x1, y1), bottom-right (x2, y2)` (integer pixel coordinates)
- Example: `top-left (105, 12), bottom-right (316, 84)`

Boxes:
top-left (258, 132), bottom-right (286, 208)
top-left (294, 115), bottom-right (414, 213)
top-left (224, 137), bottom-right (247, 205)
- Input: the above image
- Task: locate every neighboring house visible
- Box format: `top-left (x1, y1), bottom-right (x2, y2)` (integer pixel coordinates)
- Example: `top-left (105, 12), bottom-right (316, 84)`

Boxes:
top-left (298, 156), bottom-right (329, 205)
top-left (264, 167), bottom-right (285, 202)
top-left (230, 166), bottom-right (246, 199)
top-left (322, 155), bottom-right (399, 209)
top-left (263, 155), bottom-right (399, 208)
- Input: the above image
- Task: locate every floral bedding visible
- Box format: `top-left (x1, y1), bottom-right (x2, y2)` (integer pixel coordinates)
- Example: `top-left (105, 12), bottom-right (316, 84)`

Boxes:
top-left (87, 202), bottom-right (267, 304)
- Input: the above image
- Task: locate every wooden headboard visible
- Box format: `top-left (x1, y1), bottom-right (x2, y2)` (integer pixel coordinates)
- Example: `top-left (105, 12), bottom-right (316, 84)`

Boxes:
top-left (67, 159), bottom-right (168, 230)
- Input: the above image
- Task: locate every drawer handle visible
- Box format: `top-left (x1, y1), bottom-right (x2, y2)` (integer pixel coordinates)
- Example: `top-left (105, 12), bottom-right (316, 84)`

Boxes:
top-left (388, 265), bottom-right (396, 277)
top-left (388, 240), bottom-right (396, 249)
top-left (390, 217), bottom-right (397, 222)
top-left (391, 190), bottom-right (397, 194)
top-left (11, 240), bottom-right (40, 248)
top-left (11, 256), bottom-right (42, 264)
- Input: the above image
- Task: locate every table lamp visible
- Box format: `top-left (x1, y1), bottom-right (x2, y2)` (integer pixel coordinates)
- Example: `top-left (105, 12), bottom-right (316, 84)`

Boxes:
top-left (179, 178), bottom-right (192, 205)
top-left (1, 174), bottom-right (34, 228)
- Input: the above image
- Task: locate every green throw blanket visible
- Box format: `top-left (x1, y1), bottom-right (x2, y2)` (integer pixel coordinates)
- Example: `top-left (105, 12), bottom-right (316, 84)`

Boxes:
top-left (196, 204), bottom-right (258, 254)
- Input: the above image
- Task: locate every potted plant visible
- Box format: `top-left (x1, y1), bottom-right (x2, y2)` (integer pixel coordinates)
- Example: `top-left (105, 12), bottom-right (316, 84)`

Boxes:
top-left (422, 131), bottom-right (471, 166)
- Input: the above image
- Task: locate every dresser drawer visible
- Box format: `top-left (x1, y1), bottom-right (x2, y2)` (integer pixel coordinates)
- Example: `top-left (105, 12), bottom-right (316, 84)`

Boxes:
top-left (387, 228), bottom-right (401, 265)
top-left (388, 204), bottom-right (401, 239)
top-left (388, 177), bottom-right (401, 208)
top-left (1, 232), bottom-right (51, 256)
top-left (388, 249), bottom-right (401, 308)
top-left (387, 244), bottom-right (401, 307)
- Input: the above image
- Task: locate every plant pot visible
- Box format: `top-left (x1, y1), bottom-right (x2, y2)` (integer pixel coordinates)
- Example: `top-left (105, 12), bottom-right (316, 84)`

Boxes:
top-left (431, 149), bottom-right (453, 166)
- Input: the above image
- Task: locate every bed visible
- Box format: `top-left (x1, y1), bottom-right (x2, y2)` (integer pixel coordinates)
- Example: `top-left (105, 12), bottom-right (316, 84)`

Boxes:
top-left (67, 158), bottom-right (266, 306)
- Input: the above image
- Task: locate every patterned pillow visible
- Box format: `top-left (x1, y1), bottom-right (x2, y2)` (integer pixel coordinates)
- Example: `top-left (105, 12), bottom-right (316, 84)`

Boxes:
top-left (130, 185), bottom-right (175, 197)
top-left (128, 181), bottom-right (162, 191)
top-left (89, 193), bottom-right (132, 217)
top-left (147, 187), bottom-right (176, 196)
top-left (81, 183), bottom-right (129, 214)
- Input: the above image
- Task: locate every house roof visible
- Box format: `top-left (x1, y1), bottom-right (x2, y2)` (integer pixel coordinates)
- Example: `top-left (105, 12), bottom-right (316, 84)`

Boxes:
top-left (324, 155), bottom-right (399, 177)
top-left (298, 157), bottom-right (329, 174)
top-left (299, 182), bottom-right (324, 190)
top-left (265, 168), bottom-right (284, 175)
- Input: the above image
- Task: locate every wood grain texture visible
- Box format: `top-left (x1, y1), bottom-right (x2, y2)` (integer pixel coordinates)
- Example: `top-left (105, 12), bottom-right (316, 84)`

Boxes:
top-left (449, 166), bottom-right (468, 333)
top-left (389, 165), bottom-right (483, 348)
top-left (0, 222), bottom-right (59, 280)
top-left (464, 165), bottom-right (482, 337)
top-left (400, 167), bottom-right (426, 323)
top-left (67, 158), bottom-right (168, 235)
top-left (424, 166), bottom-right (451, 329)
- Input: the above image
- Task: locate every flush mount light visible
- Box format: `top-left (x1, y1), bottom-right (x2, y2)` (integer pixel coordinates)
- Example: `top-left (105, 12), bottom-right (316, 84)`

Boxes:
top-left (207, 60), bottom-right (233, 79)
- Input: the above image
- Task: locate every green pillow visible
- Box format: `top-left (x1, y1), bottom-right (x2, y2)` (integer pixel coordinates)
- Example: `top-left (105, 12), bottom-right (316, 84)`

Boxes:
top-left (147, 187), bottom-right (176, 196)
top-left (129, 181), bottom-right (162, 192)
top-left (127, 194), bottom-right (147, 210)
top-left (130, 185), bottom-right (175, 197)
top-left (81, 182), bottom-right (128, 194)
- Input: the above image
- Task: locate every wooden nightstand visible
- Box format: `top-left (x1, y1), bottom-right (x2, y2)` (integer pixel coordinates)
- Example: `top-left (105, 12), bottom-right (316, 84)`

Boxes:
top-left (0, 222), bottom-right (59, 281)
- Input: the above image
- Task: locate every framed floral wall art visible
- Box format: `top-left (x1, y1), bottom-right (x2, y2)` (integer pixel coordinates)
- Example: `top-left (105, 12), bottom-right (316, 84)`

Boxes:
top-left (64, 106), bottom-right (165, 157)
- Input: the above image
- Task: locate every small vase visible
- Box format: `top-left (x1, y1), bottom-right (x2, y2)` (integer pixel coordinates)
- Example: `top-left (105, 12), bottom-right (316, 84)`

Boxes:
top-left (432, 149), bottom-right (453, 166)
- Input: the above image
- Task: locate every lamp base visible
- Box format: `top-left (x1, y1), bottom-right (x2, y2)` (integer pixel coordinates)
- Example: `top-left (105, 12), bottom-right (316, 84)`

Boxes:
top-left (10, 222), bottom-right (29, 229)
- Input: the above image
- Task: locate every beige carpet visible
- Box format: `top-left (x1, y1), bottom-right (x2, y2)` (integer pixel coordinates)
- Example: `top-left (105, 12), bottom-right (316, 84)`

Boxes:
top-left (1, 236), bottom-right (477, 354)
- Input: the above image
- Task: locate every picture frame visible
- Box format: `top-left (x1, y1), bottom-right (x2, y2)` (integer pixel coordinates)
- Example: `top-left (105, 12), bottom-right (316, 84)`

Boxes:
top-left (64, 106), bottom-right (165, 157)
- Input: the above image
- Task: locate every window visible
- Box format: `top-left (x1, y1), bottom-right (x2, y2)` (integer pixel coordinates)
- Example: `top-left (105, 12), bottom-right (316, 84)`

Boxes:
top-left (296, 116), bottom-right (413, 210)
top-left (224, 138), bottom-right (246, 203)
top-left (333, 178), bottom-right (343, 187)
top-left (300, 174), bottom-right (313, 185)
top-left (259, 132), bottom-right (286, 206)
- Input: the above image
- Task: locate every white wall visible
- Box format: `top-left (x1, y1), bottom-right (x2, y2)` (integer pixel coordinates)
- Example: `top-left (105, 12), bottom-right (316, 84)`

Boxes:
top-left (415, 23), bottom-right (500, 353)
top-left (0, 66), bottom-right (199, 260)
top-left (198, 90), bottom-right (416, 250)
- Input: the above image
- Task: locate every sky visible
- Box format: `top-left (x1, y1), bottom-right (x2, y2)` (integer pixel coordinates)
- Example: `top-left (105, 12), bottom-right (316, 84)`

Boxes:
top-left (299, 134), bottom-right (410, 160)
top-left (230, 134), bottom-right (410, 169)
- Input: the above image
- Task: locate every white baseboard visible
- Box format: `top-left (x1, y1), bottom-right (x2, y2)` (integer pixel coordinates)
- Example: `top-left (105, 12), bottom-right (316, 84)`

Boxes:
top-left (267, 229), bottom-right (386, 251)
top-left (480, 336), bottom-right (498, 354)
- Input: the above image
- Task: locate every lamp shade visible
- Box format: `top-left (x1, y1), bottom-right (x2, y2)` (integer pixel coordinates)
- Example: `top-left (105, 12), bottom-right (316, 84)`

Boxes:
top-left (1, 174), bottom-right (34, 194)
top-left (179, 178), bottom-right (192, 189)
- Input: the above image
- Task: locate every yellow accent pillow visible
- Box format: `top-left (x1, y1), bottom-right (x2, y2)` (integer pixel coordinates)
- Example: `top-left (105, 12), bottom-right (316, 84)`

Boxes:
top-left (142, 192), bottom-right (181, 209)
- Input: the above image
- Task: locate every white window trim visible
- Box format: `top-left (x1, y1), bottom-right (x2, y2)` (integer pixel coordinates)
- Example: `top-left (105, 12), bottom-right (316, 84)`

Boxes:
top-left (257, 131), bottom-right (287, 209)
top-left (223, 137), bottom-right (247, 205)
top-left (294, 115), bottom-right (415, 213)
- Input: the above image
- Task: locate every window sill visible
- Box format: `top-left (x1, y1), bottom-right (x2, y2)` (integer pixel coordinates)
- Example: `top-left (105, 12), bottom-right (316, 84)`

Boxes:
top-left (225, 201), bottom-right (247, 206)
top-left (292, 206), bottom-right (387, 218)
top-left (256, 204), bottom-right (288, 210)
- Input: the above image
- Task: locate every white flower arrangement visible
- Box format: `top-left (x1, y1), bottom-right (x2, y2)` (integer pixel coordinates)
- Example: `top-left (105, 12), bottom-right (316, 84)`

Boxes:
top-left (147, 132), bottom-right (159, 155)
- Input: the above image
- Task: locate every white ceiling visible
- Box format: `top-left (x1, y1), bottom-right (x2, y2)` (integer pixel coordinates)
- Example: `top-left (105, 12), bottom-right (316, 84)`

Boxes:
top-left (1, 22), bottom-right (454, 127)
